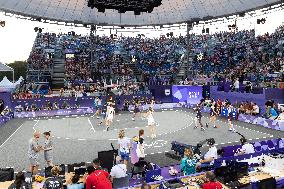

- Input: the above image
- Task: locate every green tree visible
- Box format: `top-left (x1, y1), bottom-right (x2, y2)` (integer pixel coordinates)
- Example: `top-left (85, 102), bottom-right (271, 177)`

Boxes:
top-left (0, 61), bottom-right (27, 82)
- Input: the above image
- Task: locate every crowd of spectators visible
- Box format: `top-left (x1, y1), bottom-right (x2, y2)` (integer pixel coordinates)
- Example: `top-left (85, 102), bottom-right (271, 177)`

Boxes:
top-left (123, 35), bottom-right (186, 75)
top-left (203, 98), bottom-right (260, 117)
top-left (14, 100), bottom-right (72, 112)
top-left (60, 34), bottom-right (92, 82)
top-left (122, 96), bottom-right (159, 111)
top-left (203, 98), bottom-right (284, 121)
top-left (191, 25), bottom-right (284, 84)
top-left (40, 33), bottom-right (187, 84)
top-left (27, 33), bottom-right (56, 82)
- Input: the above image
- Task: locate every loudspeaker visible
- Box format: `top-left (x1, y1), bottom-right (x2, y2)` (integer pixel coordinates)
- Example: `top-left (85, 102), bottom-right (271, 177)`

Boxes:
top-left (98, 149), bottom-right (118, 172)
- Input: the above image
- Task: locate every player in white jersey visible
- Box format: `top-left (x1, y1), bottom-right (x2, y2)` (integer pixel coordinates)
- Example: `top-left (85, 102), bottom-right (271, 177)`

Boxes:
top-left (106, 103), bottom-right (115, 131)
top-left (145, 107), bottom-right (156, 139)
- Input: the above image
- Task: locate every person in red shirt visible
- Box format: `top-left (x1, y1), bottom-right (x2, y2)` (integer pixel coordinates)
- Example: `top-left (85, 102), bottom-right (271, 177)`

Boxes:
top-left (85, 169), bottom-right (112, 189)
top-left (202, 171), bottom-right (222, 189)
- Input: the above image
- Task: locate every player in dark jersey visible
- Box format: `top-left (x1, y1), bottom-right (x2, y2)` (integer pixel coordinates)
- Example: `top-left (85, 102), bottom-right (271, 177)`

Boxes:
top-left (132, 100), bottom-right (141, 121)
top-left (99, 102), bottom-right (108, 126)
top-left (209, 100), bottom-right (218, 128)
top-left (193, 105), bottom-right (205, 131)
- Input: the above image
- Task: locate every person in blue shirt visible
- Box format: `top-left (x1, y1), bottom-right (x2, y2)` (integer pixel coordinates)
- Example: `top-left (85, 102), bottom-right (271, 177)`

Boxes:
top-left (181, 148), bottom-right (198, 176)
top-left (269, 107), bottom-right (278, 120)
top-left (67, 174), bottom-right (84, 189)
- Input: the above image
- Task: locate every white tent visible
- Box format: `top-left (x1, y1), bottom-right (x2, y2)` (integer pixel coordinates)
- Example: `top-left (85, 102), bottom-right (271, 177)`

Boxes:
top-left (0, 76), bottom-right (14, 87)
top-left (14, 76), bottom-right (24, 85)
top-left (0, 62), bottom-right (14, 83)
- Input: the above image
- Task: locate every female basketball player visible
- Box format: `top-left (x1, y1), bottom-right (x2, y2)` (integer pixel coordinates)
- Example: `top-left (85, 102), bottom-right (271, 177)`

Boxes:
top-left (106, 103), bottom-right (115, 131)
top-left (209, 101), bottom-right (218, 128)
top-left (132, 100), bottom-right (141, 121)
top-left (150, 97), bottom-right (155, 109)
top-left (136, 129), bottom-right (145, 158)
top-left (193, 105), bottom-right (205, 131)
top-left (43, 131), bottom-right (53, 166)
top-left (94, 97), bottom-right (102, 119)
top-left (145, 107), bottom-right (156, 139)
top-left (227, 103), bottom-right (236, 132)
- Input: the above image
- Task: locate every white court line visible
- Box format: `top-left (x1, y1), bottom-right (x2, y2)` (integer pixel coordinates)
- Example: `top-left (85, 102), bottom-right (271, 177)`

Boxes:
top-left (0, 123), bottom-right (24, 149)
top-left (88, 118), bottom-right (96, 133)
top-left (32, 120), bottom-right (39, 132)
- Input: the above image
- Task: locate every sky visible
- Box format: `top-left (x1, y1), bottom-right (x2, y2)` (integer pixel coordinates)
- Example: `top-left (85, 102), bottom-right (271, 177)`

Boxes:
top-left (0, 7), bottom-right (283, 64)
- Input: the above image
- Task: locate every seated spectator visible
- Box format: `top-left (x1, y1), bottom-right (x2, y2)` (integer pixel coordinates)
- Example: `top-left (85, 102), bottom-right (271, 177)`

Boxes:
top-left (85, 160), bottom-right (112, 189)
top-left (202, 171), bottom-right (222, 189)
top-left (43, 166), bottom-right (63, 189)
top-left (181, 148), bottom-right (198, 176)
top-left (8, 172), bottom-right (31, 189)
top-left (67, 174), bottom-right (84, 189)
top-left (15, 104), bottom-right (23, 112)
top-left (92, 158), bottom-right (103, 171)
top-left (269, 107), bottom-right (278, 120)
top-left (110, 156), bottom-right (127, 182)
top-left (252, 103), bottom-right (260, 116)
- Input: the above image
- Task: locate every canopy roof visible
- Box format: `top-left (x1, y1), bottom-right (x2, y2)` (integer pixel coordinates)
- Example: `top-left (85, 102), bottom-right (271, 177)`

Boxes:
top-left (0, 62), bottom-right (13, 72)
top-left (0, 0), bottom-right (281, 26)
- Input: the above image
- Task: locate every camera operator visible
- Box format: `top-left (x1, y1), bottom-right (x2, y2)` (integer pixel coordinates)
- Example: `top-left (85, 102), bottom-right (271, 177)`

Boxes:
top-left (234, 138), bottom-right (255, 156)
top-left (199, 139), bottom-right (218, 168)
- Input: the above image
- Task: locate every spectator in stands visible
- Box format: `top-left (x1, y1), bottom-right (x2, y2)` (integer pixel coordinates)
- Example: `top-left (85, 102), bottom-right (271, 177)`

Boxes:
top-left (86, 165), bottom-right (95, 175)
top-left (67, 174), bottom-right (84, 189)
top-left (92, 158), bottom-right (103, 171)
top-left (8, 172), bottom-right (31, 189)
top-left (233, 78), bottom-right (239, 92)
top-left (202, 171), bottom-right (222, 189)
top-left (269, 106), bottom-right (278, 120)
top-left (85, 159), bottom-right (112, 189)
top-left (117, 129), bottom-right (131, 166)
top-left (43, 166), bottom-right (63, 189)
top-left (110, 156), bottom-right (127, 182)
top-left (252, 103), bottom-right (260, 116)
top-left (181, 148), bottom-right (198, 176)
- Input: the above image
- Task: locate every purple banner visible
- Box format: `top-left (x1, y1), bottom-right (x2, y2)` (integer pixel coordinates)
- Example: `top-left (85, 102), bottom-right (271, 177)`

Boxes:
top-left (0, 113), bottom-right (14, 128)
top-left (11, 94), bottom-right (152, 111)
top-left (238, 114), bottom-right (284, 131)
top-left (221, 138), bottom-right (284, 158)
top-left (172, 85), bottom-right (202, 104)
top-left (14, 107), bottom-right (94, 118)
top-left (148, 85), bottom-right (172, 103)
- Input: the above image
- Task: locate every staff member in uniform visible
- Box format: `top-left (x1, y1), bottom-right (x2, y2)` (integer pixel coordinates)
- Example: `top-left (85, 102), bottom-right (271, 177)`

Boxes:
top-left (43, 131), bottom-right (54, 167)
